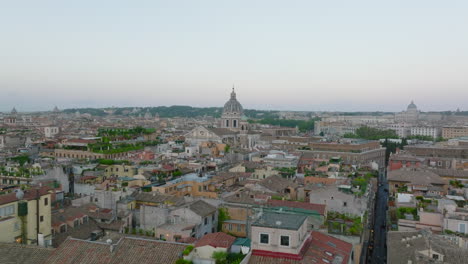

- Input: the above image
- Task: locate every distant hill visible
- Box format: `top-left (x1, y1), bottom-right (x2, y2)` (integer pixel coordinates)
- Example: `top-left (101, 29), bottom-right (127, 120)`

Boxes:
top-left (62, 106), bottom-right (281, 119)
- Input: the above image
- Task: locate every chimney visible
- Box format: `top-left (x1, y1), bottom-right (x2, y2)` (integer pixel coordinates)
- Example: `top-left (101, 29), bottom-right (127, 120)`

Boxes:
top-left (106, 239), bottom-right (114, 253)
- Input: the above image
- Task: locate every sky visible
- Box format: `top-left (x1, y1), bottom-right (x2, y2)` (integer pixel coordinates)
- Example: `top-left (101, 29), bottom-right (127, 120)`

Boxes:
top-left (1, 0), bottom-right (468, 112)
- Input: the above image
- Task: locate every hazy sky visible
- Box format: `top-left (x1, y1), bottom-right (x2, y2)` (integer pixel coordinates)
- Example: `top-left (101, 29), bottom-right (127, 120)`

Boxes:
top-left (1, 1), bottom-right (468, 112)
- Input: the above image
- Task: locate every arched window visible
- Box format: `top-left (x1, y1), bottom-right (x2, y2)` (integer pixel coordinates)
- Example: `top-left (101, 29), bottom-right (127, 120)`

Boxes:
top-left (233, 120), bottom-right (237, 127)
top-left (226, 120), bottom-right (229, 127)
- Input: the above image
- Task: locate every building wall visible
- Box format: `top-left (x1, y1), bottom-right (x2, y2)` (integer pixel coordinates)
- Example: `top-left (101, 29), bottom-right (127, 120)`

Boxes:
top-left (104, 165), bottom-right (136, 177)
top-left (139, 205), bottom-right (169, 231)
top-left (222, 221), bottom-right (246, 237)
top-left (252, 167), bottom-right (278, 180)
top-left (410, 126), bottom-right (441, 138)
top-left (194, 245), bottom-right (228, 260)
top-left (251, 223), bottom-right (308, 255)
top-left (0, 201), bottom-right (22, 243)
top-left (309, 189), bottom-right (367, 217)
top-left (442, 127), bottom-right (468, 139)
top-left (152, 179), bottom-right (218, 198)
top-left (444, 217), bottom-right (468, 234)
top-left (0, 193), bottom-right (52, 245)
top-left (301, 148), bottom-right (386, 168)
top-left (388, 160), bottom-right (422, 171)
top-left (44, 127), bottom-right (59, 138)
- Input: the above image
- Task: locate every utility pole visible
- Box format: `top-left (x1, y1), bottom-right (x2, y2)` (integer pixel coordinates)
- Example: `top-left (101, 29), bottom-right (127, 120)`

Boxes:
top-left (36, 188), bottom-right (40, 246)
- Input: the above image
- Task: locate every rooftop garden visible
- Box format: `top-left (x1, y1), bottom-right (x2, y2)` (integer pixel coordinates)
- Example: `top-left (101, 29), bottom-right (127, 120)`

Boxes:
top-left (87, 139), bottom-right (159, 154)
top-left (396, 207), bottom-right (419, 221)
top-left (327, 212), bottom-right (363, 236)
top-left (350, 171), bottom-right (374, 196)
top-left (97, 126), bottom-right (156, 141)
top-left (275, 167), bottom-right (296, 178)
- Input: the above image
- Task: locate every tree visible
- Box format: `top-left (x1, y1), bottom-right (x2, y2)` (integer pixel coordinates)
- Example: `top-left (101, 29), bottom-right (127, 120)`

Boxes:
top-left (212, 251), bottom-right (228, 264)
top-left (217, 208), bottom-right (230, 231)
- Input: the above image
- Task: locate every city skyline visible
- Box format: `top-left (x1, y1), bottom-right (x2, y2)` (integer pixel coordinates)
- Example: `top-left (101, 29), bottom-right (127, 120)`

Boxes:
top-left (1, 1), bottom-right (468, 111)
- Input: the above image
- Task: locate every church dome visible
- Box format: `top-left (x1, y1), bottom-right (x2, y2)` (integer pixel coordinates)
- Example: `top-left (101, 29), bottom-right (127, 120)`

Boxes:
top-left (223, 88), bottom-right (243, 115)
top-left (407, 100), bottom-right (417, 110)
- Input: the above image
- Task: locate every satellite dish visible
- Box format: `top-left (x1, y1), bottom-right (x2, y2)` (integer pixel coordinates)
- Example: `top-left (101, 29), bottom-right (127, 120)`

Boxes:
top-left (15, 189), bottom-right (24, 200)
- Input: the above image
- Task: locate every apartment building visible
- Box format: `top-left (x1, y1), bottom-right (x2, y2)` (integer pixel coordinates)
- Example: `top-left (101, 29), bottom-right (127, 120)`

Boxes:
top-left (442, 126), bottom-right (468, 139)
top-left (0, 187), bottom-right (52, 246)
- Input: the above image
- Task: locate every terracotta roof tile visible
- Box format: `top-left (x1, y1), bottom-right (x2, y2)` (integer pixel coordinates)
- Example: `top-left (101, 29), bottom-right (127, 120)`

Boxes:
top-left (266, 199), bottom-right (326, 216)
top-left (195, 232), bottom-right (236, 248)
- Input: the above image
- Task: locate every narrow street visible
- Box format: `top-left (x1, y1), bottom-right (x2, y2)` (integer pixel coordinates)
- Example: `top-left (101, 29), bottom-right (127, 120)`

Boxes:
top-left (369, 169), bottom-right (388, 263)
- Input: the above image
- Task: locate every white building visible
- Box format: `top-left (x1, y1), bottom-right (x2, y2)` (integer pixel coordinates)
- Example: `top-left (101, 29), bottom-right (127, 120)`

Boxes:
top-left (410, 126), bottom-right (441, 138)
top-left (44, 126), bottom-right (60, 138)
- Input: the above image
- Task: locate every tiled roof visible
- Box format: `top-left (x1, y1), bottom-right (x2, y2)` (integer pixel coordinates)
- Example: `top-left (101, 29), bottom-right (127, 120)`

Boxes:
top-left (387, 169), bottom-right (447, 186)
top-left (189, 200), bottom-right (217, 217)
top-left (133, 192), bottom-right (184, 205)
top-left (258, 176), bottom-right (298, 193)
top-left (195, 232), bottom-right (236, 248)
top-left (0, 242), bottom-right (54, 264)
top-left (0, 186), bottom-right (51, 206)
top-left (248, 231), bottom-right (352, 264)
top-left (266, 199), bottom-right (326, 216)
top-left (303, 231), bottom-right (353, 264)
top-left (45, 237), bottom-right (188, 264)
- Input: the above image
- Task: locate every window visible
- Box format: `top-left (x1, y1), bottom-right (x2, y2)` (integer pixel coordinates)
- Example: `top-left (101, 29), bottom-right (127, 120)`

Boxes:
top-left (260, 233), bottom-right (269, 244)
top-left (204, 217), bottom-right (208, 225)
top-left (44, 198), bottom-right (48, 206)
top-left (228, 224), bottom-right (232, 231)
top-left (40, 216), bottom-right (44, 222)
top-left (237, 224), bottom-right (242, 232)
top-left (0, 205), bottom-right (15, 217)
top-left (280, 235), bottom-right (290, 246)
top-left (60, 224), bottom-right (66, 233)
top-left (212, 214), bottom-right (215, 221)
top-left (459, 223), bottom-right (466, 233)
top-left (14, 221), bottom-right (20, 231)
top-left (343, 202), bottom-right (347, 207)
top-left (432, 254), bottom-right (439, 260)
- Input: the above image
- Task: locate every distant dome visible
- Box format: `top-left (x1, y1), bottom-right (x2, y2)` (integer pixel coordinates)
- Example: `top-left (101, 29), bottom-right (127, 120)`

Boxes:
top-left (407, 100), bottom-right (417, 110)
top-left (11, 107), bottom-right (17, 114)
top-left (223, 88), bottom-right (243, 115)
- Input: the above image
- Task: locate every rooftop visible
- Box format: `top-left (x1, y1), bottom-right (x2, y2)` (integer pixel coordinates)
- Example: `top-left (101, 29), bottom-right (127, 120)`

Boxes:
top-left (252, 212), bottom-right (307, 230)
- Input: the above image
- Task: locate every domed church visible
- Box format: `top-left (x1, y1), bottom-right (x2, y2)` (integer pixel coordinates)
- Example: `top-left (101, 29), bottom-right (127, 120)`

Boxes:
top-left (221, 87), bottom-right (248, 131)
top-left (395, 100), bottom-right (419, 123)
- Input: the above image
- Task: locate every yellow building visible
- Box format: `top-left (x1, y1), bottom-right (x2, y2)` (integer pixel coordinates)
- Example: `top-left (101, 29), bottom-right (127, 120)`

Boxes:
top-left (442, 126), bottom-right (468, 139)
top-left (104, 164), bottom-right (137, 177)
top-left (0, 187), bottom-right (52, 246)
top-left (152, 173), bottom-right (217, 198)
